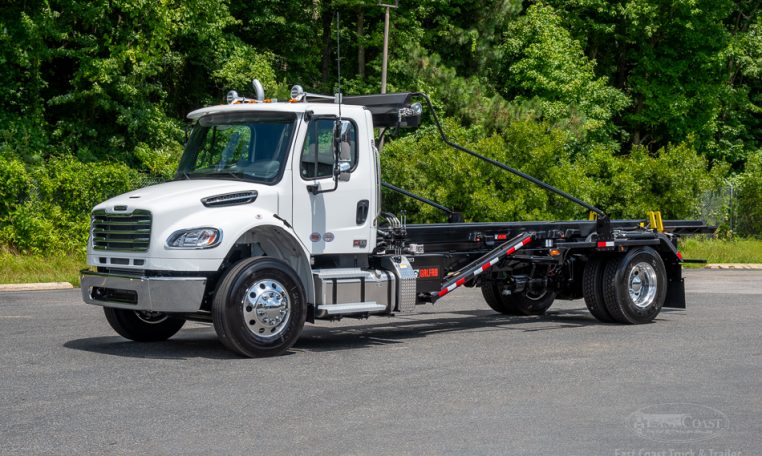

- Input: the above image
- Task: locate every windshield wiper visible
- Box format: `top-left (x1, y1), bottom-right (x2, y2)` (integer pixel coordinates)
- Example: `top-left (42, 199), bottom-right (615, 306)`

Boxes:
top-left (185, 171), bottom-right (247, 181)
top-left (218, 171), bottom-right (245, 181)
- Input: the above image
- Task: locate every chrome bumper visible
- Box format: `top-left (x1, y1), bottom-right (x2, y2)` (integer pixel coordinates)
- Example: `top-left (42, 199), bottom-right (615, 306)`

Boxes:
top-left (80, 270), bottom-right (207, 313)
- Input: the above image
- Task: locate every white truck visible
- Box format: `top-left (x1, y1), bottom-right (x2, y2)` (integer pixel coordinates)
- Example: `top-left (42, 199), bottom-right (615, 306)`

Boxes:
top-left (81, 83), bottom-right (709, 357)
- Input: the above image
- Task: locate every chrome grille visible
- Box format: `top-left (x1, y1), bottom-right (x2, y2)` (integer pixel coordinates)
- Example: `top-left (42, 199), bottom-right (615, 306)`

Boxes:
top-left (92, 209), bottom-right (152, 252)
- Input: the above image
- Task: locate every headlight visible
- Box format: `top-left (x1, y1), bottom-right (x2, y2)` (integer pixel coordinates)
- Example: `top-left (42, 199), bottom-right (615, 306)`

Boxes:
top-left (166, 228), bottom-right (222, 249)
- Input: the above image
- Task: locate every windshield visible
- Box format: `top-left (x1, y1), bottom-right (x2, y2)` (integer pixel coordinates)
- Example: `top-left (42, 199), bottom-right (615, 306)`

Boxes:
top-left (176, 112), bottom-right (297, 184)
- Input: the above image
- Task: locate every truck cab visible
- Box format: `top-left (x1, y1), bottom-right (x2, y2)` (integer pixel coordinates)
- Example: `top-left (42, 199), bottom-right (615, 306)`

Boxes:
top-left (81, 87), bottom-right (422, 356)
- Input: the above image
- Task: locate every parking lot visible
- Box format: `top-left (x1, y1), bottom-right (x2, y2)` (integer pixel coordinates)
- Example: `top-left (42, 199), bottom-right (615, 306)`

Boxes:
top-left (1, 269), bottom-right (760, 455)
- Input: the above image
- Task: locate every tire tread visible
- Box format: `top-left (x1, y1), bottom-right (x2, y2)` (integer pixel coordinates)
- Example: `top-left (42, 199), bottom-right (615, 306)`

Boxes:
top-left (583, 257), bottom-right (616, 323)
top-left (103, 307), bottom-right (185, 342)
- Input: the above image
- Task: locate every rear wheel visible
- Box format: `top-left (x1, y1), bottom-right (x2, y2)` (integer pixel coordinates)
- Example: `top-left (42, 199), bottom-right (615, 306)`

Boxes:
top-left (482, 281), bottom-right (555, 316)
top-left (582, 257), bottom-right (615, 323)
top-left (602, 247), bottom-right (666, 324)
top-left (212, 257), bottom-right (306, 357)
top-left (103, 308), bottom-right (185, 342)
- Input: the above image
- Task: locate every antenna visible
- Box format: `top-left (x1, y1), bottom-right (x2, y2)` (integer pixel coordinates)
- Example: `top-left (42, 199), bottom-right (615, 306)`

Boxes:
top-left (336, 10), bottom-right (342, 121)
top-left (308, 11), bottom-right (345, 196)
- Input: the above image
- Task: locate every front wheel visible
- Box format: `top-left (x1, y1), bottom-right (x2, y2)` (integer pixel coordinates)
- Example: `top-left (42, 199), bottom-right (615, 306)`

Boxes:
top-left (212, 257), bottom-right (307, 358)
top-left (103, 308), bottom-right (185, 342)
top-left (602, 247), bottom-right (667, 324)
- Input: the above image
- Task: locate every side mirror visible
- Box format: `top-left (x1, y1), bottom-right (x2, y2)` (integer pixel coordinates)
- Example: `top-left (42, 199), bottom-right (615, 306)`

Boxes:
top-left (334, 120), bottom-right (353, 182)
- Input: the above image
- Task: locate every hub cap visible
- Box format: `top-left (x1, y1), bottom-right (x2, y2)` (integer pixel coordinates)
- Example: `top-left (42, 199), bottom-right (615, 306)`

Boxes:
top-left (134, 311), bottom-right (168, 324)
top-left (628, 262), bottom-right (658, 309)
top-left (243, 279), bottom-right (290, 338)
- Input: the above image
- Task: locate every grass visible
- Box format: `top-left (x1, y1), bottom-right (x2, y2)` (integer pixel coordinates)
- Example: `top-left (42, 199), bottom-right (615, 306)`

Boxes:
top-left (679, 237), bottom-right (762, 265)
top-left (0, 250), bottom-right (86, 286)
top-left (0, 238), bottom-right (760, 286)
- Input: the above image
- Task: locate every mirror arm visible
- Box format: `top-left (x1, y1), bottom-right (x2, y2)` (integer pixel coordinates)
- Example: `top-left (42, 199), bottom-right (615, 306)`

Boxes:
top-left (307, 176), bottom-right (339, 195)
top-left (307, 119), bottom-right (351, 195)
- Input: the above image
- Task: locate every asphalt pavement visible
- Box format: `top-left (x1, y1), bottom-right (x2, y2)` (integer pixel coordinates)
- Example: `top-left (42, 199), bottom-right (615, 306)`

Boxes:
top-left (0, 270), bottom-right (760, 455)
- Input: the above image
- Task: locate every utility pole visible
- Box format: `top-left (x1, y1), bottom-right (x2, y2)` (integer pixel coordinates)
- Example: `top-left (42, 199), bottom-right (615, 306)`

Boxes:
top-left (379, 1), bottom-right (398, 94)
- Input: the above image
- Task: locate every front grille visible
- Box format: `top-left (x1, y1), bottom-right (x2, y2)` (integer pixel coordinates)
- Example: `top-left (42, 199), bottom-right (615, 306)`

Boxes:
top-left (92, 209), bottom-right (152, 252)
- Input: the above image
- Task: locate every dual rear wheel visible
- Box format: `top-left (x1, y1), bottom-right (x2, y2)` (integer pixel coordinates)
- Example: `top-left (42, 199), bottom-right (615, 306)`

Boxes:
top-left (583, 247), bottom-right (667, 324)
top-left (481, 247), bottom-right (667, 324)
top-left (481, 276), bottom-right (556, 316)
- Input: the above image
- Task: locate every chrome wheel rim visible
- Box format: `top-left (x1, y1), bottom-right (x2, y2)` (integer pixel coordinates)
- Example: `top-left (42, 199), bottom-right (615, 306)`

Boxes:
top-left (134, 311), bottom-right (168, 324)
top-left (243, 279), bottom-right (291, 339)
top-left (628, 262), bottom-right (658, 309)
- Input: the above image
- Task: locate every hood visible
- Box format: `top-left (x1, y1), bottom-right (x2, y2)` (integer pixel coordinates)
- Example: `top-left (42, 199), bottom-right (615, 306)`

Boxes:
top-left (94, 179), bottom-right (278, 215)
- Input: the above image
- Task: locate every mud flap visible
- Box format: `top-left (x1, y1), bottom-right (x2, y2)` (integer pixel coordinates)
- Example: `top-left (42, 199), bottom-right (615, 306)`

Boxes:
top-left (663, 264), bottom-right (686, 309)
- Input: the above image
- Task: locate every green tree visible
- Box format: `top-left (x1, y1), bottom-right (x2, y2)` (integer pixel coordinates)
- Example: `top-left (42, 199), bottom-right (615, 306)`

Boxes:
top-left (494, 4), bottom-right (630, 147)
top-left (545, 0), bottom-right (759, 163)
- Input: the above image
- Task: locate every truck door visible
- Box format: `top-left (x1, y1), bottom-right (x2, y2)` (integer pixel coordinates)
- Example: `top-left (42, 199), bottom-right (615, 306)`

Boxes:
top-left (292, 115), bottom-right (375, 255)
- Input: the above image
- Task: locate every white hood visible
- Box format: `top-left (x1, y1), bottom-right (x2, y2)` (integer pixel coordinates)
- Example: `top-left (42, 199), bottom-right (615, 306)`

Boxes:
top-left (89, 179), bottom-right (283, 270)
top-left (95, 179), bottom-right (273, 213)
top-left (93, 178), bottom-right (281, 246)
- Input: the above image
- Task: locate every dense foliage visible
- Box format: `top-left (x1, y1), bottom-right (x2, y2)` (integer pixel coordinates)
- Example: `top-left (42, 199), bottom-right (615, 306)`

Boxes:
top-left (1, 0), bottom-right (761, 253)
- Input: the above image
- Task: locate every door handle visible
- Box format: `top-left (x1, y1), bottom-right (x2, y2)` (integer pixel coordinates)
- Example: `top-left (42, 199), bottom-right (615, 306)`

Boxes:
top-left (356, 200), bottom-right (369, 224)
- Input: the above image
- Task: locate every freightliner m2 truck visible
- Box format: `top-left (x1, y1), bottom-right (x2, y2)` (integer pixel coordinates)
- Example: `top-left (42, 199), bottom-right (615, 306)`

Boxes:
top-left (81, 83), bottom-right (710, 357)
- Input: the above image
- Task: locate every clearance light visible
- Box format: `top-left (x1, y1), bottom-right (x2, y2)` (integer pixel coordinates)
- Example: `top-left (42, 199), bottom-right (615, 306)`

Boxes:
top-left (549, 249), bottom-right (561, 257)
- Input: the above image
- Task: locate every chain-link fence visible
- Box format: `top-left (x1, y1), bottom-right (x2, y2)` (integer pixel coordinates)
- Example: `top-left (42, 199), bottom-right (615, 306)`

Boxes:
top-left (700, 183), bottom-right (733, 235)
top-left (702, 179), bottom-right (762, 238)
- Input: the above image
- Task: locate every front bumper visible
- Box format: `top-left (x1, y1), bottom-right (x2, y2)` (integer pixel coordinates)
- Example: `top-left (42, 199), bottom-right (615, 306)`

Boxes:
top-left (80, 270), bottom-right (207, 313)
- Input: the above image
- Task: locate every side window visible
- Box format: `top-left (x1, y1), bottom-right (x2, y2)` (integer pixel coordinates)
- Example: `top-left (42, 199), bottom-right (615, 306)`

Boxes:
top-left (300, 119), bottom-right (357, 179)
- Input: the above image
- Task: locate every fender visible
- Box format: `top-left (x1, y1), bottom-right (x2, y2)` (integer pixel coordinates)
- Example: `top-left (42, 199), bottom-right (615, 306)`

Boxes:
top-left (222, 215), bottom-right (315, 316)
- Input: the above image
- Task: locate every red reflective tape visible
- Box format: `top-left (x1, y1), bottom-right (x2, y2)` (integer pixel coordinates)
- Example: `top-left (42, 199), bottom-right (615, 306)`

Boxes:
top-left (522, 237), bottom-right (532, 245)
top-left (481, 263), bottom-right (491, 271)
top-left (438, 289), bottom-right (449, 297)
top-left (506, 247), bottom-right (516, 255)
top-left (597, 241), bottom-right (614, 248)
top-left (455, 278), bottom-right (466, 287)
top-left (677, 251), bottom-right (683, 260)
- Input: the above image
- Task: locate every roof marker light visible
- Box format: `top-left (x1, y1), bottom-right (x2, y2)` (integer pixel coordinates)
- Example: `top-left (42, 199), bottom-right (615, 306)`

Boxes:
top-left (290, 85), bottom-right (305, 102)
top-left (226, 90), bottom-right (239, 104)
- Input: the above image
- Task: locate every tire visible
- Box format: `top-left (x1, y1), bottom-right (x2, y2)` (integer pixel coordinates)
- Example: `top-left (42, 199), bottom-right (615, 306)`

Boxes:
top-left (601, 247), bottom-right (667, 324)
top-left (482, 281), bottom-right (556, 316)
top-left (582, 257), bottom-right (616, 323)
top-left (212, 257), bottom-right (306, 358)
top-left (103, 308), bottom-right (185, 342)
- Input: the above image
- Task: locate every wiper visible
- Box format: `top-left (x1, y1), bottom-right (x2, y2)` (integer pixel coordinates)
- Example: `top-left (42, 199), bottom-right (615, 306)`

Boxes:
top-left (185, 171), bottom-right (246, 181)
top-left (218, 171), bottom-right (245, 181)
top-left (171, 170), bottom-right (192, 181)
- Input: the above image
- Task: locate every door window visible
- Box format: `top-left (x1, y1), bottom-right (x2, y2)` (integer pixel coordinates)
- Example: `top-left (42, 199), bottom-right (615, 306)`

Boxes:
top-left (300, 119), bottom-right (357, 179)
